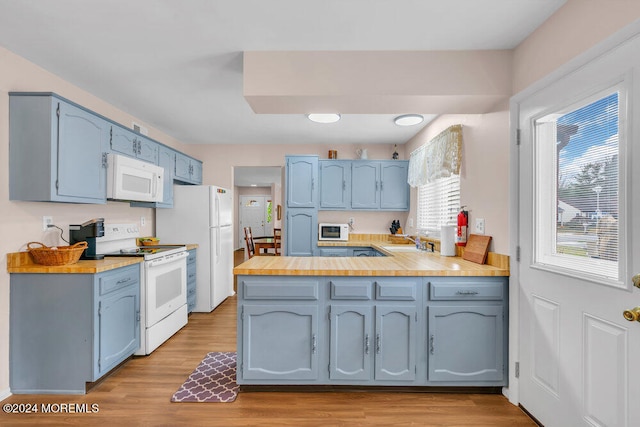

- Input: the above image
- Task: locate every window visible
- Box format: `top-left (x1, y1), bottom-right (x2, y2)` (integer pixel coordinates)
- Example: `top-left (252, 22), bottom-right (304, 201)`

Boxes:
top-left (417, 174), bottom-right (460, 233)
top-left (534, 87), bottom-right (622, 281)
top-left (410, 124), bottom-right (463, 234)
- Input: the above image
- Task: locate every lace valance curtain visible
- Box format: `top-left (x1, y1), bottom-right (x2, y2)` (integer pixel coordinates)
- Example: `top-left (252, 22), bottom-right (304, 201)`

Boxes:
top-left (407, 124), bottom-right (462, 187)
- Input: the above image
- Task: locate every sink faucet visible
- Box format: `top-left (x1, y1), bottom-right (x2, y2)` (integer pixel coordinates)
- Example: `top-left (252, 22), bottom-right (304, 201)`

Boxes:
top-left (398, 234), bottom-right (415, 243)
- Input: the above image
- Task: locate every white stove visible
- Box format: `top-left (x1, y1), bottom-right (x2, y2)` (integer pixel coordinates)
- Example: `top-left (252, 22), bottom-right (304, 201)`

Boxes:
top-left (97, 224), bottom-right (188, 355)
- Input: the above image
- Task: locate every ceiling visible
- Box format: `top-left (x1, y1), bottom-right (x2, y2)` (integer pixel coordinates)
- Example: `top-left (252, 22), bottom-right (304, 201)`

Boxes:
top-left (0, 0), bottom-right (566, 147)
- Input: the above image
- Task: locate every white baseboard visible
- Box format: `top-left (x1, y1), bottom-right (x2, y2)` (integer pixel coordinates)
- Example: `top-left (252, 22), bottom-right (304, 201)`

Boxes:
top-left (0, 387), bottom-right (12, 401)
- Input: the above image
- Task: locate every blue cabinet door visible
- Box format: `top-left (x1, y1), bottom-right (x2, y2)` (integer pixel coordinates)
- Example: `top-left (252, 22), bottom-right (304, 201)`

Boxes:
top-left (241, 304), bottom-right (319, 380)
top-left (428, 305), bottom-right (504, 382)
top-left (330, 305), bottom-right (372, 380)
top-left (96, 285), bottom-right (140, 377)
top-left (109, 124), bottom-right (137, 157)
top-left (380, 162), bottom-right (409, 210)
top-left (174, 152), bottom-right (202, 184)
top-left (57, 101), bottom-right (108, 202)
top-left (286, 156), bottom-right (318, 208)
top-left (158, 146), bottom-right (175, 206)
top-left (351, 162), bottom-right (380, 209)
top-left (285, 208), bottom-right (317, 256)
top-left (375, 305), bottom-right (417, 381)
top-left (136, 135), bottom-right (159, 164)
top-left (320, 160), bottom-right (351, 209)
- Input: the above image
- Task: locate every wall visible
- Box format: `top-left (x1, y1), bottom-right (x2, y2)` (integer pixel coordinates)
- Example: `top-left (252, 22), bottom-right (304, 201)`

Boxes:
top-left (403, 107), bottom-right (510, 255)
top-left (513, 0), bottom-right (640, 94)
top-left (0, 46), bottom-right (191, 398)
top-left (187, 142), bottom-right (410, 243)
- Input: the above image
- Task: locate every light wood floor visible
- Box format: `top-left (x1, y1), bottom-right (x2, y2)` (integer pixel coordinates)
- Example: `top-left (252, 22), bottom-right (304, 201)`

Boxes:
top-left (1, 253), bottom-right (536, 426)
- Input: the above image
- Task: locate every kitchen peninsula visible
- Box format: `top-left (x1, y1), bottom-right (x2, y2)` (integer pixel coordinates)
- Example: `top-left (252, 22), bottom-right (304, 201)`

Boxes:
top-left (234, 238), bottom-right (509, 389)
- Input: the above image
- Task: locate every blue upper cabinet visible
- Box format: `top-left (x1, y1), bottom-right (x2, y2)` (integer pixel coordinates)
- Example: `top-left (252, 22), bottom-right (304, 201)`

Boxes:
top-left (319, 160), bottom-right (351, 209)
top-left (351, 161), bottom-right (409, 211)
top-left (286, 156), bottom-right (318, 208)
top-left (9, 93), bottom-right (109, 204)
top-left (175, 151), bottom-right (203, 185)
top-left (109, 124), bottom-right (158, 164)
top-left (351, 162), bottom-right (380, 209)
top-left (380, 162), bottom-right (409, 210)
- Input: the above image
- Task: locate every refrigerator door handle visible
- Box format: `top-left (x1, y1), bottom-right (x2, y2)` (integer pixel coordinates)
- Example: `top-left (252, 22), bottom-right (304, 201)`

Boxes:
top-left (216, 227), bottom-right (221, 259)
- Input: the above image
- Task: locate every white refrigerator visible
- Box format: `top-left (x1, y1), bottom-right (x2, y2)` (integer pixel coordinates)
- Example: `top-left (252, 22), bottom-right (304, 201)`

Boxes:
top-left (156, 185), bottom-right (234, 312)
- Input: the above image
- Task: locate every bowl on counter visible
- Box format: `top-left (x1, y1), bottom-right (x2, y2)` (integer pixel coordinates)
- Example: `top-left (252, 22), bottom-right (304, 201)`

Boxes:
top-left (139, 237), bottom-right (160, 246)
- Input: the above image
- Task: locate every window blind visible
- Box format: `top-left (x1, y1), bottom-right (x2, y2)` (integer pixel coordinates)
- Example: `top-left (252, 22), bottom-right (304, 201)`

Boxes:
top-left (417, 174), bottom-right (460, 232)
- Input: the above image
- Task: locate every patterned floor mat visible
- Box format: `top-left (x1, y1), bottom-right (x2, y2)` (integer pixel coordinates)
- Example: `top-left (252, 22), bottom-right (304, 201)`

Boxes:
top-left (171, 351), bottom-right (238, 403)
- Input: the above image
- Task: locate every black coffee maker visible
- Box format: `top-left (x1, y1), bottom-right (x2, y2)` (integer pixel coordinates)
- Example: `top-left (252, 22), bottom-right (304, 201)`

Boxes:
top-left (69, 218), bottom-right (105, 260)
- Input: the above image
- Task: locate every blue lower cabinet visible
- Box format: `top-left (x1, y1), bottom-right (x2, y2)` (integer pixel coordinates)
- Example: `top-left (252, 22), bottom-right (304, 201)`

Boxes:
top-left (186, 249), bottom-right (197, 313)
top-left (329, 305), bottom-right (372, 380)
top-left (374, 305), bottom-right (417, 381)
top-left (241, 304), bottom-right (319, 381)
top-left (428, 305), bottom-right (504, 382)
top-left (10, 264), bottom-right (140, 394)
top-left (236, 275), bottom-right (507, 387)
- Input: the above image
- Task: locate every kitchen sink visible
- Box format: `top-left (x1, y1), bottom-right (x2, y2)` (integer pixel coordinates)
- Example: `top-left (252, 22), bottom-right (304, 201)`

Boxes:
top-left (380, 245), bottom-right (422, 253)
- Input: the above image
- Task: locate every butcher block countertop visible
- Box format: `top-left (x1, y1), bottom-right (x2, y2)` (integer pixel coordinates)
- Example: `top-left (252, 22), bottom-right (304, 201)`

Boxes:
top-left (234, 238), bottom-right (509, 277)
top-left (7, 252), bottom-right (143, 274)
top-left (6, 243), bottom-right (198, 274)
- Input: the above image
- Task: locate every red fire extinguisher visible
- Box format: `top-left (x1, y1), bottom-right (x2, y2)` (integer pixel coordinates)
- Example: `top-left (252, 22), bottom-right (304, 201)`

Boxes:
top-left (456, 207), bottom-right (468, 247)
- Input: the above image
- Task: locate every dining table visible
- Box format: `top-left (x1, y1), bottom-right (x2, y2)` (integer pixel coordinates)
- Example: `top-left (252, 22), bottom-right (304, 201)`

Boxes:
top-left (253, 236), bottom-right (276, 255)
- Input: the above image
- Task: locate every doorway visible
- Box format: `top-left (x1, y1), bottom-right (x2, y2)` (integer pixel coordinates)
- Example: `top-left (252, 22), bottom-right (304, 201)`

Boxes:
top-left (512, 27), bottom-right (640, 426)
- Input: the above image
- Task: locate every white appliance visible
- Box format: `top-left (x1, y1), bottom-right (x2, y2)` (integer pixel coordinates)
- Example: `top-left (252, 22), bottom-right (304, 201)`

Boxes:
top-left (96, 224), bottom-right (188, 355)
top-left (107, 153), bottom-right (164, 202)
top-left (156, 185), bottom-right (234, 312)
top-left (318, 223), bottom-right (349, 241)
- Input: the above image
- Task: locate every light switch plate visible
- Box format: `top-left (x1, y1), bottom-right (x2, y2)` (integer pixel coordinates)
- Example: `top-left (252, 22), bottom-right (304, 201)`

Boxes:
top-left (475, 218), bottom-right (485, 234)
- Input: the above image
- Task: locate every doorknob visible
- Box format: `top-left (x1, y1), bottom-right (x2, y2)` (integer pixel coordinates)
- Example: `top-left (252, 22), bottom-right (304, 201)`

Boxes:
top-left (623, 307), bottom-right (640, 322)
top-left (633, 274), bottom-right (640, 289)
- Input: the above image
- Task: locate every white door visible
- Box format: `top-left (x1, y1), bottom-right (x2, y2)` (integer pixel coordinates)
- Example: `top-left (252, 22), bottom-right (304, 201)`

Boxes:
top-left (515, 30), bottom-right (640, 426)
top-left (239, 195), bottom-right (267, 242)
top-left (211, 224), bottom-right (233, 309)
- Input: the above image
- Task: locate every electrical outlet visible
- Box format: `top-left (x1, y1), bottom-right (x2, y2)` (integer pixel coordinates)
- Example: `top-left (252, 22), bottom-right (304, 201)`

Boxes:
top-left (42, 216), bottom-right (53, 231)
top-left (408, 218), bottom-right (414, 227)
top-left (348, 217), bottom-right (355, 226)
top-left (475, 218), bottom-right (485, 234)
top-left (140, 216), bottom-right (146, 227)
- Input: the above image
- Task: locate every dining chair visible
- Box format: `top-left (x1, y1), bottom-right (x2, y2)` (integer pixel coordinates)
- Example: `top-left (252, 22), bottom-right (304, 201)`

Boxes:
top-left (244, 226), bottom-right (255, 259)
top-left (273, 228), bottom-right (282, 256)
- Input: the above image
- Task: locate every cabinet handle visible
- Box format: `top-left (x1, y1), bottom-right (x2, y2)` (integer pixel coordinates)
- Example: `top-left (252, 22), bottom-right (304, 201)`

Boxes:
top-left (311, 178), bottom-right (315, 190)
top-left (365, 334), bottom-right (370, 355)
top-left (116, 277), bottom-right (132, 285)
top-left (376, 333), bottom-right (381, 354)
top-left (455, 290), bottom-right (479, 296)
top-left (342, 180), bottom-right (346, 190)
top-left (430, 334), bottom-right (435, 355)
top-left (137, 140), bottom-right (142, 154)
top-left (375, 181), bottom-right (379, 191)
top-left (311, 334), bottom-right (317, 354)
top-left (380, 181), bottom-right (383, 190)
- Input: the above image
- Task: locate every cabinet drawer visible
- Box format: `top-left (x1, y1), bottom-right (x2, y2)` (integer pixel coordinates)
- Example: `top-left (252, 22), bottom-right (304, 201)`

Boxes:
top-left (429, 281), bottom-right (504, 301)
top-left (99, 266), bottom-right (139, 296)
top-left (330, 280), bottom-right (372, 300)
top-left (375, 280), bottom-right (417, 301)
top-left (242, 278), bottom-right (319, 300)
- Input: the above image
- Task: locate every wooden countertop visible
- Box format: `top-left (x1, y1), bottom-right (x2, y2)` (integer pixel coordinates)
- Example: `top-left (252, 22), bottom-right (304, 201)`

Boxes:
top-left (7, 251), bottom-right (143, 274)
top-left (234, 241), bottom-right (509, 277)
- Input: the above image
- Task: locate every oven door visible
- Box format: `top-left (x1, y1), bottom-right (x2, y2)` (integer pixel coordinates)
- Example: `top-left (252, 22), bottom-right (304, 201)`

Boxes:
top-left (144, 251), bottom-right (188, 326)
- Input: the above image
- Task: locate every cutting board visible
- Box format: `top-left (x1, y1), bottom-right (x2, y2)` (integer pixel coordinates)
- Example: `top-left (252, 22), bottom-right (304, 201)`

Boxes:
top-left (462, 234), bottom-right (492, 264)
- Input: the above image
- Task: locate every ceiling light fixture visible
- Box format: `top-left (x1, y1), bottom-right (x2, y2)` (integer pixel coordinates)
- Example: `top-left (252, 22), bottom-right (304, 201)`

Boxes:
top-left (394, 114), bottom-right (424, 126)
top-left (307, 113), bottom-right (341, 124)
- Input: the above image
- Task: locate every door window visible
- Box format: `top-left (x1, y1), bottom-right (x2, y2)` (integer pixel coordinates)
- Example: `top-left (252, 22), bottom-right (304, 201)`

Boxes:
top-left (533, 87), bottom-right (625, 285)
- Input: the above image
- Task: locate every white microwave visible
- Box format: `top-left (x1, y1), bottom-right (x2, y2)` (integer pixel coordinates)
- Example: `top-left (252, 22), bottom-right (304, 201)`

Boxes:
top-left (318, 223), bottom-right (349, 241)
top-left (107, 153), bottom-right (164, 202)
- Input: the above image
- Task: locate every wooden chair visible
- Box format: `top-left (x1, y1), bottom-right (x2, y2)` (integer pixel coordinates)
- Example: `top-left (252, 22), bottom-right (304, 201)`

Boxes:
top-left (273, 228), bottom-right (282, 256)
top-left (244, 227), bottom-right (255, 259)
